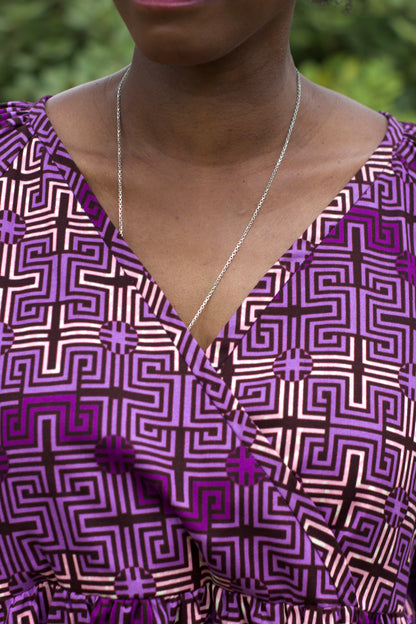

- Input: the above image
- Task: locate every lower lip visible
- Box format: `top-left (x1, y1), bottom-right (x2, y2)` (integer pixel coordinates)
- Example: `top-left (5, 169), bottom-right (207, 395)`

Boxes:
top-left (132, 0), bottom-right (209, 7)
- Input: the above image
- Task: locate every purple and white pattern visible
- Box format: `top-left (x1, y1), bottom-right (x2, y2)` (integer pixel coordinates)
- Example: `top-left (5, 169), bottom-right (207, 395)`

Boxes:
top-left (0, 99), bottom-right (416, 623)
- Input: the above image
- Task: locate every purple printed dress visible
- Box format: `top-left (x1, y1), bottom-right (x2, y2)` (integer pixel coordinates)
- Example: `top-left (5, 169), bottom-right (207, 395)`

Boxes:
top-left (0, 99), bottom-right (416, 624)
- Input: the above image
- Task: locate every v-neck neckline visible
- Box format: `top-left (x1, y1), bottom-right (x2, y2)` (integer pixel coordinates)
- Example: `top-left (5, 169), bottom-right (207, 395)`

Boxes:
top-left (29, 97), bottom-right (397, 369)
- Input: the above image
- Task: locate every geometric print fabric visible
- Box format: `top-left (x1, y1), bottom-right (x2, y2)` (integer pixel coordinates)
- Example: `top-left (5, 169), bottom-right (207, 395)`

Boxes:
top-left (0, 100), bottom-right (416, 624)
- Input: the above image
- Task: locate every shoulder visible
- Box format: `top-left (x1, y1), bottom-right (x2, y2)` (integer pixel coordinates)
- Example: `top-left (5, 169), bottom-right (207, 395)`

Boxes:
top-left (319, 85), bottom-right (416, 185)
top-left (0, 100), bottom-right (33, 127)
top-left (0, 100), bottom-right (41, 139)
top-left (44, 75), bottom-right (119, 163)
top-left (399, 118), bottom-right (416, 139)
top-left (0, 99), bottom-right (44, 177)
top-left (385, 113), bottom-right (416, 149)
top-left (383, 114), bottom-right (416, 184)
top-left (0, 72), bottom-right (116, 179)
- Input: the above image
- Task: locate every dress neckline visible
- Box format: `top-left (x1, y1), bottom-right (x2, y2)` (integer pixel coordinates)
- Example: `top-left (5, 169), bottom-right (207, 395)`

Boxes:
top-left (28, 98), bottom-right (398, 369)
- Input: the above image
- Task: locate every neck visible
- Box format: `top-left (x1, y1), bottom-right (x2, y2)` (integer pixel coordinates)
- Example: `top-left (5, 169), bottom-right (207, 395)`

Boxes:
top-left (116, 27), bottom-right (299, 166)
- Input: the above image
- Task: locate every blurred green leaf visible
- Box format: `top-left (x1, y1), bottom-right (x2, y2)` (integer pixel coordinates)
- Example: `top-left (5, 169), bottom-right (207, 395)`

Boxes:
top-left (0, 0), bottom-right (132, 101)
top-left (292, 0), bottom-right (416, 121)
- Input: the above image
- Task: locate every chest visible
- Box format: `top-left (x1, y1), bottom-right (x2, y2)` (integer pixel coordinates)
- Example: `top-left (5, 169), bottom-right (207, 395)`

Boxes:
top-left (84, 156), bottom-right (369, 350)
top-left (1, 151), bottom-right (416, 611)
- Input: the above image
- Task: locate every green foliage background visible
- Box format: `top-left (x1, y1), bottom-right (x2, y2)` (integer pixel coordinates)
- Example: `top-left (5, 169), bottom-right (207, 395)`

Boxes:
top-left (0, 0), bottom-right (415, 121)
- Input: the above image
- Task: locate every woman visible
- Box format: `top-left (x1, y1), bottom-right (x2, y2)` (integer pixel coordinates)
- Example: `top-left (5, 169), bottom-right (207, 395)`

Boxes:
top-left (0, 0), bottom-right (415, 622)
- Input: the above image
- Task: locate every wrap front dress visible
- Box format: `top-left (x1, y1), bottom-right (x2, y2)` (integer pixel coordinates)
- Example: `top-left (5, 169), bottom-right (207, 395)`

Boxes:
top-left (0, 99), bottom-right (416, 624)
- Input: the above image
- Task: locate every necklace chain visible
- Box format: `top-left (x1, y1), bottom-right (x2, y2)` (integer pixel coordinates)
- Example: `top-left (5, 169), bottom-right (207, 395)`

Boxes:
top-left (116, 66), bottom-right (301, 331)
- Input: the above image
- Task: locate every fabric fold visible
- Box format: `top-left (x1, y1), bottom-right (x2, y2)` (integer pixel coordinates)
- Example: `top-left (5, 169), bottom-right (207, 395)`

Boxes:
top-left (2, 582), bottom-right (411, 624)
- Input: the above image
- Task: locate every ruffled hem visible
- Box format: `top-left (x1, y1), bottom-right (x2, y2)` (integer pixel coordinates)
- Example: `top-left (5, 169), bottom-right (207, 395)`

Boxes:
top-left (1, 582), bottom-right (413, 624)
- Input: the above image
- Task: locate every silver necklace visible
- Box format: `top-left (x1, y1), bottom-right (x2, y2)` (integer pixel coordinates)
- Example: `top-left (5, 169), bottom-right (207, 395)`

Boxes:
top-left (117, 67), bottom-right (301, 331)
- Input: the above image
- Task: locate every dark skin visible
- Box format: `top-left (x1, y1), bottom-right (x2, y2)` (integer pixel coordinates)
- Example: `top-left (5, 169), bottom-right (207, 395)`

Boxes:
top-left (46, 0), bottom-right (387, 350)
